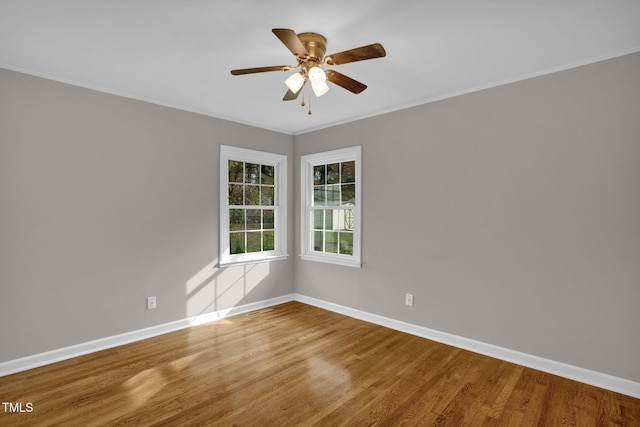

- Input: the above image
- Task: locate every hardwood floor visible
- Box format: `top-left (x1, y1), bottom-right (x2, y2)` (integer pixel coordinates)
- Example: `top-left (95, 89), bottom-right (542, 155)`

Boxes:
top-left (1, 301), bottom-right (638, 426)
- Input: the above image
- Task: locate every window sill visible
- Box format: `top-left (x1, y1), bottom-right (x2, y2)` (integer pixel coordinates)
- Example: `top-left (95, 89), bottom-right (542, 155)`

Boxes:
top-left (218, 254), bottom-right (289, 268)
top-left (299, 254), bottom-right (362, 268)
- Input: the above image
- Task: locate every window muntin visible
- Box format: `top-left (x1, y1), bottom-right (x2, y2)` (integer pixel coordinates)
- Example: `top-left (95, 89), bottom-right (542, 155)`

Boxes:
top-left (220, 146), bottom-right (287, 266)
top-left (300, 146), bottom-right (361, 267)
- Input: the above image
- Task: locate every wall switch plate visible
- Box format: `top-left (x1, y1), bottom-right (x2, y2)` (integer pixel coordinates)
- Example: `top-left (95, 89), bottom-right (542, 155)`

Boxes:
top-left (147, 296), bottom-right (157, 310)
top-left (405, 293), bottom-right (414, 307)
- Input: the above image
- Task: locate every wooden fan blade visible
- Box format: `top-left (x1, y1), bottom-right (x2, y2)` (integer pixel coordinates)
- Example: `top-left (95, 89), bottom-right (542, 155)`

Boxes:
top-left (283, 89), bottom-right (301, 101)
top-left (230, 65), bottom-right (292, 75)
top-left (272, 28), bottom-right (309, 58)
top-left (325, 70), bottom-right (367, 94)
top-left (323, 43), bottom-right (386, 66)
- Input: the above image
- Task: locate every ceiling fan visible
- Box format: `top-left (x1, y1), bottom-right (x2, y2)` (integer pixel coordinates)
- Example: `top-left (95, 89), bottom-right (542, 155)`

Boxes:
top-left (230, 28), bottom-right (386, 107)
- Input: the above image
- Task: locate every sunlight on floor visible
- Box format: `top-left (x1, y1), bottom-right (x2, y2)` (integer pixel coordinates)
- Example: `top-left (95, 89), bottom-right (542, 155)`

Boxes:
top-left (122, 366), bottom-right (169, 408)
top-left (122, 353), bottom-right (203, 409)
top-left (307, 356), bottom-right (352, 393)
top-left (168, 352), bottom-right (202, 371)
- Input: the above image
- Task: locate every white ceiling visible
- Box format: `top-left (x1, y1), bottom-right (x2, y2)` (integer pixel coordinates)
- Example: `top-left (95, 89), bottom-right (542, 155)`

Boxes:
top-left (1, 1), bottom-right (639, 135)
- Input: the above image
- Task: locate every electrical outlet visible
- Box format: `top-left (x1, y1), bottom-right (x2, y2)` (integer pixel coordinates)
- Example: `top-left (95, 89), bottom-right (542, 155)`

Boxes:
top-left (405, 293), bottom-right (413, 307)
top-left (147, 296), bottom-right (157, 310)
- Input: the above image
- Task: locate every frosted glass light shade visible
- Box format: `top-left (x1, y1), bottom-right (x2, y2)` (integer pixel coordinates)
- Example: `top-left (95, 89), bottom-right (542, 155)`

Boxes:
top-left (284, 72), bottom-right (304, 93)
top-left (311, 80), bottom-right (329, 97)
top-left (308, 66), bottom-right (326, 84)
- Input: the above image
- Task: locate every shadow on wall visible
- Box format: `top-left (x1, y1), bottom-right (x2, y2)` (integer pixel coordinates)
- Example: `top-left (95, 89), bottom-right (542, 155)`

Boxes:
top-left (185, 259), bottom-right (271, 319)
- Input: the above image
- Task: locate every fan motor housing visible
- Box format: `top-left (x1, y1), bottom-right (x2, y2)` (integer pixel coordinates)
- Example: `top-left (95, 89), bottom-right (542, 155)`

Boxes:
top-left (297, 32), bottom-right (327, 62)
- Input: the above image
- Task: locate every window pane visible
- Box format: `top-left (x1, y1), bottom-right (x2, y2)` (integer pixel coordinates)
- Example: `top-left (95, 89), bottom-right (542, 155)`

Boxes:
top-left (261, 186), bottom-right (274, 206)
top-left (246, 209), bottom-right (261, 230)
top-left (246, 232), bottom-right (262, 252)
top-left (339, 232), bottom-right (353, 255)
top-left (230, 232), bottom-right (245, 254)
top-left (245, 163), bottom-right (260, 184)
top-left (263, 231), bottom-right (275, 251)
top-left (313, 186), bottom-right (325, 206)
top-left (327, 185), bottom-right (341, 206)
top-left (313, 165), bottom-right (325, 185)
top-left (261, 165), bottom-right (274, 185)
top-left (341, 161), bottom-right (355, 183)
top-left (245, 185), bottom-right (260, 205)
top-left (263, 209), bottom-right (275, 230)
top-left (325, 232), bottom-right (338, 253)
top-left (229, 184), bottom-right (243, 205)
top-left (327, 163), bottom-right (340, 184)
top-left (333, 209), bottom-right (345, 230)
top-left (229, 161), bottom-right (244, 183)
top-left (313, 231), bottom-right (323, 251)
top-left (324, 209), bottom-right (335, 230)
top-left (313, 210), bottom-right (324, 230)
top-left (229, 209), bottom-right (245, 231)
top-left (341, 184), bottom-right (356, 205)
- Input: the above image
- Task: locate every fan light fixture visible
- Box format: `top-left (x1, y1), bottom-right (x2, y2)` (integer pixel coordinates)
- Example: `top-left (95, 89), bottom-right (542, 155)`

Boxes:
top-left (284, 66), bottom-right (329, 97)
top-left (311, 80), bottom-right (329, 97)
top-left (308, 66), bottom-right (324, 83)
top-left (308, 66), bottom-right (329, 97)
top-left (284, 72), bottom-right (304, 93)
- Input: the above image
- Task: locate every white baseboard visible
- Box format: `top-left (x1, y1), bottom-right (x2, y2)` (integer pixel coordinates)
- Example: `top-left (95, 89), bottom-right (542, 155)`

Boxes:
top-left (2, 292), bottom-right (638, 399)
top-left (294, 293), bottom-right (640, 399)
top-left (0, 294), bottom-right (295, 377)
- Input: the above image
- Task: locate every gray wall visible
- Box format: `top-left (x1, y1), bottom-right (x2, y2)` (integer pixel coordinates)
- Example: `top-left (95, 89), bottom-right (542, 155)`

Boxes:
top-left (0, 68), bottom-right (295, 362)
top-left (294, 52), bottom-right (640, 382)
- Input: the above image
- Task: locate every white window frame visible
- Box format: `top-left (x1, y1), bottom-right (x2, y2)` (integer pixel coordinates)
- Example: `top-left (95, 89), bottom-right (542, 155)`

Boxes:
top-left (300, 146), bottom-right (362, 268)
top-left (220, 145), bottom-right (287, 267)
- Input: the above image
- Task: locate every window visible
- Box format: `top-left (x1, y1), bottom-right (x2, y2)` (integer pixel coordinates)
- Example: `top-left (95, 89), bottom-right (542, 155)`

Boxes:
top-left (300, 146), bottom-right (361, 267)
top-left (220, 145), bottom-right (287, 266)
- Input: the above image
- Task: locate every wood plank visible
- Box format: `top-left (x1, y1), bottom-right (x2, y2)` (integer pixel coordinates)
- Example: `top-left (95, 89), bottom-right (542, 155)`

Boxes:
top-left (0, 301), bottom-right (638, 426)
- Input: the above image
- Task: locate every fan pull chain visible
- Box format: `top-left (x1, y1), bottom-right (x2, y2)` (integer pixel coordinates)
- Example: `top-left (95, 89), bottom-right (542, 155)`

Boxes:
top-left (298, 85), bottom-right (311, 115)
